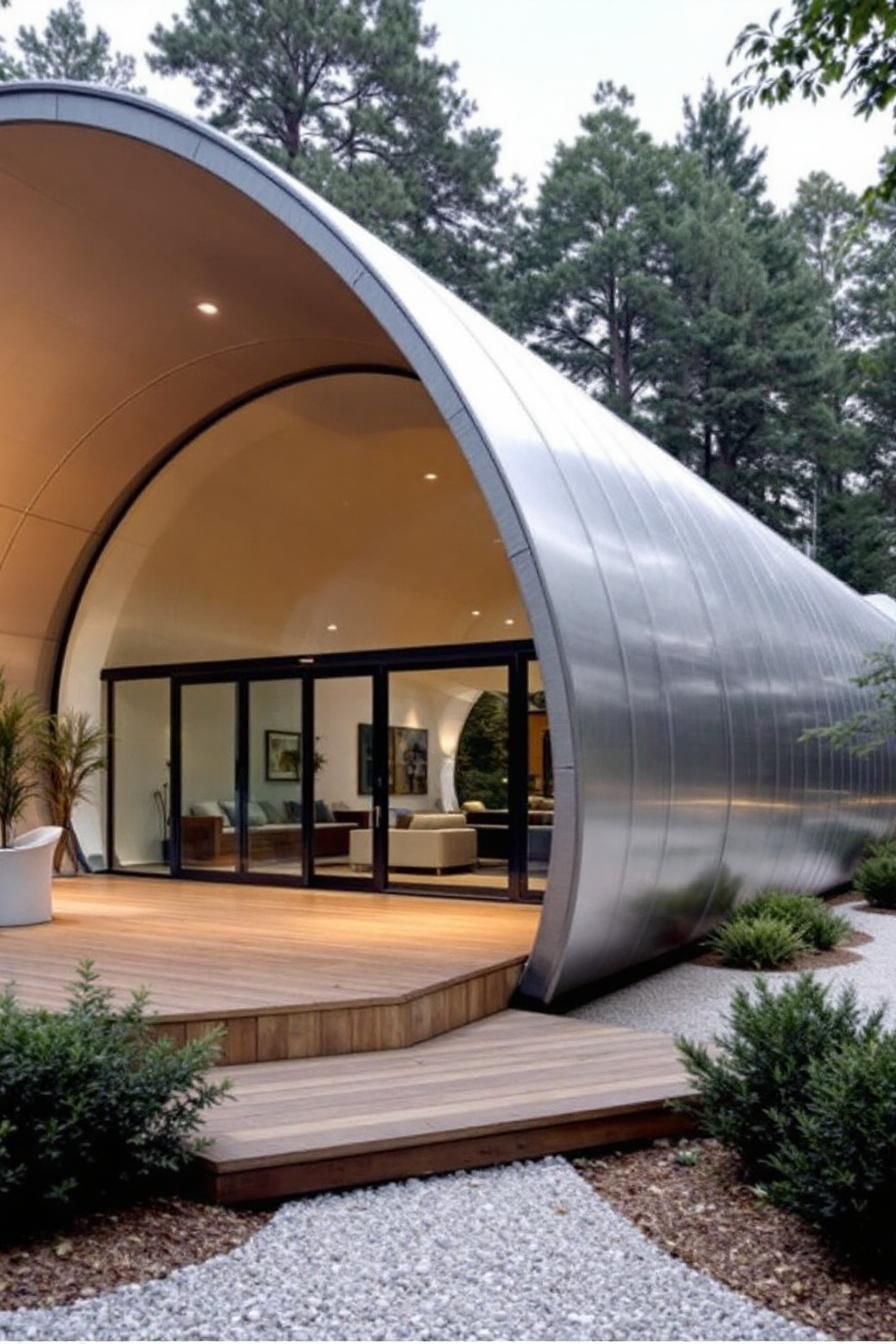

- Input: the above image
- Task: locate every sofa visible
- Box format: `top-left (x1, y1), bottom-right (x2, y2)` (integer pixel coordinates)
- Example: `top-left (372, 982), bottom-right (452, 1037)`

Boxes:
top-left (349, 812), bottom-right (477, 874)
top-left (461, 804), bottom-right (554, 860)
top-left (181, 799), bottom-right (356, 863)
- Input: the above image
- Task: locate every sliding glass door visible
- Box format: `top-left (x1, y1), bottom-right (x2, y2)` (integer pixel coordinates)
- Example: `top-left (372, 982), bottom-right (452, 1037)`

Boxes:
top-left (108, 641), bottom-right (542, 899)
top-left (310, 674), bottom-right (378, 889)
top-left (246, 677), bottom-right (303, 879)
top-left (386, 665), bottom-right (512, 896)
top-left (177, 679), bottom-right (239, 874)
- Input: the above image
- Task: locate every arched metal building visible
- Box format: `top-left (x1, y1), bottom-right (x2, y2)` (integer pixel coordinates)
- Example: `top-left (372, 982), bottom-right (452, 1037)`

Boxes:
top-left (1, 83), bottom-right (894, 1003)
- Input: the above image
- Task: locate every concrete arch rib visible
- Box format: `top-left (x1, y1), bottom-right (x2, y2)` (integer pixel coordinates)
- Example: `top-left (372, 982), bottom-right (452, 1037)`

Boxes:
top-left (2, 84), bottom-right (895, 1004)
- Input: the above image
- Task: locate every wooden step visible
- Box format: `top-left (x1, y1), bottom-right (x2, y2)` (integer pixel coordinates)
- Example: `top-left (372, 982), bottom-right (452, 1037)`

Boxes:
top-left (196, 1010), bottom-right (695, 1203)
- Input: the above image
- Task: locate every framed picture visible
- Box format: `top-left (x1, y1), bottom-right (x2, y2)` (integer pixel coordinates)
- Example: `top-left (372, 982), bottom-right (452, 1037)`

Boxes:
top-left (392, 726), bottom-right (428, 795)
top-left (358, 725), bottom-right (429, 794)
top-left (265, 729), bottom-right (300, 781)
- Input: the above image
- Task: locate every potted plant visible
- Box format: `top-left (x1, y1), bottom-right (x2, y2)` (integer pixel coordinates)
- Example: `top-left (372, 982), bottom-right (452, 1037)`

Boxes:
top-left (0, 671), bottom-right (61, 926)
top-left (37, 709), bottom-right (107, 875)
top-left (0, 672), bottom-right (41, 849)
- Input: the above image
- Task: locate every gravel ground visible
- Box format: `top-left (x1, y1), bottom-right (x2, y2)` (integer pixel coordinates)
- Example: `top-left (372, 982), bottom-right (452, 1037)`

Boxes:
top-left (572, 897), bottom-right (894, 1041)
top-left (0, 1159), bottom-right (818, 1342)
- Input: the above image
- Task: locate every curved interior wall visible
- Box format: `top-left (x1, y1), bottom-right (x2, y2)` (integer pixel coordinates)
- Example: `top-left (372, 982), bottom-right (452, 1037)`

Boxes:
top-left (58, 371), bottom-right (536, 866)
top-left (1, 85), bottom-right (895, 1005)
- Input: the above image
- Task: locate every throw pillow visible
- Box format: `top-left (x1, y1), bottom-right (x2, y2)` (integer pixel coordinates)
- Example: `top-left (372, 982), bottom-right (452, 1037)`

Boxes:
top-left (283, 800), bottom-right (302, 823)
top-left (246, 801), bottom-right (267, 828)
top-left (191, 801), bottom-right (225, 818)
top-left (314, 800), bottom-right (334, 823)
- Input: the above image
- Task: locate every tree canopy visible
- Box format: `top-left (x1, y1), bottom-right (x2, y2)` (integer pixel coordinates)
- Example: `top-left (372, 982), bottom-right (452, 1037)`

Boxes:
top-left (0, 1), bottom-right (141, 89)
top-left (731, 0), bottom-right (896, 200)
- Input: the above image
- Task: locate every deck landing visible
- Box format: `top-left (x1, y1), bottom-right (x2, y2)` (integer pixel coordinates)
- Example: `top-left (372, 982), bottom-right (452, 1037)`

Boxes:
top-left (198, 1010), bottom-right (694, 1203)
top-left (1, 878), bottom-right (538, 1062)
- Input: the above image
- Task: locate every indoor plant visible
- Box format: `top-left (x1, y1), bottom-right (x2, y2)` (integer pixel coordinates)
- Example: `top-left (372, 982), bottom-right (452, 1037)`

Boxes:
top-left (37, 708), bottom-right (107, 874)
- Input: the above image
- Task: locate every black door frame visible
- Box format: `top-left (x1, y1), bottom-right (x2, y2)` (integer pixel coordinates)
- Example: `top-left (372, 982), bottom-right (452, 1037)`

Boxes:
top-left (104, 639), bottom-right (538, 901)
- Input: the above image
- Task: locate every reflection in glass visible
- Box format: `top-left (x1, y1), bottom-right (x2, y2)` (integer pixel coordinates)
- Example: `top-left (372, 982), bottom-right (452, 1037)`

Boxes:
top-left (526, 662), bottom-right (552, 897)
top-left (112, 678), bottom-right (170, 873)
top-left (388, 667), bottom-right (509, 894)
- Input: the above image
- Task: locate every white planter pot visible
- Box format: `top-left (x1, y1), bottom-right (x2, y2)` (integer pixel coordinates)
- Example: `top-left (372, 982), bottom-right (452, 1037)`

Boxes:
top-left (0, 826), bottom-right (63, 927)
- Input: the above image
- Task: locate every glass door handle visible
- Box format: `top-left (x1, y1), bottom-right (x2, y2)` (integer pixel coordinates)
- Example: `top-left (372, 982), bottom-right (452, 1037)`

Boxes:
top-left (374, 805), bottom-right (383, 828)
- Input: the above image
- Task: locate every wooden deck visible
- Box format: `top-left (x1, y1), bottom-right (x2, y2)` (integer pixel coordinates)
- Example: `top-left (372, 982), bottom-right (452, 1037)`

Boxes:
top-left (198, 1010), bottom-right (694, 1203)
top-left (0, 878), bottom-right (539, 1062)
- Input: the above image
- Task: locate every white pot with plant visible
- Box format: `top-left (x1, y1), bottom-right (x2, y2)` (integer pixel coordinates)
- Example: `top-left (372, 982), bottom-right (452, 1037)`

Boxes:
top-left (0, 673), bottom-right (62, 926)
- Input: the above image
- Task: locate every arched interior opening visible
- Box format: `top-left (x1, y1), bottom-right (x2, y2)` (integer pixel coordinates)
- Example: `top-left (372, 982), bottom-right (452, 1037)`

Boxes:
top-left (59, 368), bottom-right (552, 898)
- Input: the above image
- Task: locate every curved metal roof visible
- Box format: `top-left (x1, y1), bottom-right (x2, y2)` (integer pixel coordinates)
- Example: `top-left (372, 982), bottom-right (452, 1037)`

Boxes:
top-left (1, 83), bottom-right (894, 1001)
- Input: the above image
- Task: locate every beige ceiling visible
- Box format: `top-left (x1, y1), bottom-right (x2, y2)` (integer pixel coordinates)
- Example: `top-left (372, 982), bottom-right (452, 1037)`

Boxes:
top-left (59, 374), bottom-right (530, 686)
top-left (0, 123), bottom-right (406, 699)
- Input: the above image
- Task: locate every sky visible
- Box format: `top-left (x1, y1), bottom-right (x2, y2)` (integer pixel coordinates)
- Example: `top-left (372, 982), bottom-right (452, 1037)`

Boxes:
top-left (1, 0), bottom-right (893, 207)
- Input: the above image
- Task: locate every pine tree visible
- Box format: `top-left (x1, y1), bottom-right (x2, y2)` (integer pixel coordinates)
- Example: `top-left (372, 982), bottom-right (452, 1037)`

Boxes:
top-left (649, 153), bottom-right (833, 536)
top-left (680, 79), bottom-right (767, 209)
top-left (1, 1), bottom-right (141, 90)
top-left (512, 84), bottom-right (670, 419)
top-left (148, 0), bottom-right (519, 313)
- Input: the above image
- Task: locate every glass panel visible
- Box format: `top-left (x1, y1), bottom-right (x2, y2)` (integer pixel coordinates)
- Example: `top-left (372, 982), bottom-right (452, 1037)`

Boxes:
top-left (112, 678), bottom-right (170, 874)
top-left (179, 681), bottom-right (238, 873)
top-left (526, 661), bottom-right (552, 898)
top-left (312, 676), bottom-right (373, 880)
top-left (388, 666), bottom-right (509, 894)
top-left (247, 678), bottom-right (303, 878)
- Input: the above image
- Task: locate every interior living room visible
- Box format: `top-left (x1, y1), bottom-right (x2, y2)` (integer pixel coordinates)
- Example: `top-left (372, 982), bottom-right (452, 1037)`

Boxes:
top-left (59, 372), bottom-right (554, 901)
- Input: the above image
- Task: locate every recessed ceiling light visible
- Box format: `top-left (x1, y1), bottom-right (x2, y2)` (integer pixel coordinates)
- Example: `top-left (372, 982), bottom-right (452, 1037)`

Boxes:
top-left (423, 472), bottom-right (438, 481)
top-left (471, 609), bottom-right (481, 617)
top-left (299, 657), bottom-right (314, 664)
top-left (196, 301), bottom-right (219, 315)
top-left (326, 623), bottom-right (338, 632)
top-left (504, 618), bottom-right (515, 626)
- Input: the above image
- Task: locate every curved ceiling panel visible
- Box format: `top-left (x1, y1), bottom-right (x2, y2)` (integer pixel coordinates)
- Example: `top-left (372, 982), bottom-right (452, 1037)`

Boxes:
top-left (1, 84), bottom-right (894, 1004)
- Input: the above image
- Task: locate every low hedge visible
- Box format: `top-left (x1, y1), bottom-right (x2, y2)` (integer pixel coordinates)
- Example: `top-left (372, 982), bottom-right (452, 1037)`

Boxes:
top-left (734, 889), bottom-right (851, 951)
top-left (708, 888), bottom-right (851, 969)
top-left (679, 974), bottom-right (895, 1269)
top-left (855, 843), bottom-right (896, 909)
top-left (0, 960), bottom-right (229, 1233)
top-left (708, 912), bottom-right (807, 969)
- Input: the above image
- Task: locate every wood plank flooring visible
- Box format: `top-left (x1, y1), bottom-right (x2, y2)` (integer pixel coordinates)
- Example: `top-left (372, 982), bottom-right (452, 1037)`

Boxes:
top-left (197, 1010), bottom-right (694, 1203)
top-left (0, 878), bottom-right (539, 1061)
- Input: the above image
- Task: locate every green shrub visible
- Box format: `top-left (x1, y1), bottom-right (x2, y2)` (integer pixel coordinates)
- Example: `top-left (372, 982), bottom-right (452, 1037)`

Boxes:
top-left (855, 844), bottom-right (896, 908)
top-left (769, 1033), bottom-right (896, 1267)
top-left (708, 912), bottom-right (807, 968)
top-left (677, 974), bottom-right (885, 1178)
top-left (736, 889), bottom-right (852, 951)
top-left (0, 961), bottom-right (229, 1232)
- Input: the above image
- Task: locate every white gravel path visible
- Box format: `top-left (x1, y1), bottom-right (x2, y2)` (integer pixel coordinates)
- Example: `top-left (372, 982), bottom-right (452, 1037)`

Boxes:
top-left (0, 1159), bottom-right (818, 1342)
top-left (572, 898), bottom-right (895, 1042)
